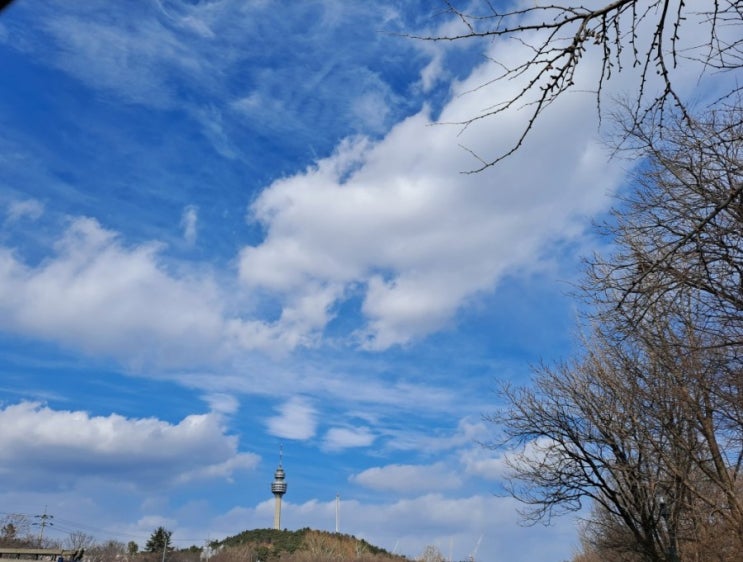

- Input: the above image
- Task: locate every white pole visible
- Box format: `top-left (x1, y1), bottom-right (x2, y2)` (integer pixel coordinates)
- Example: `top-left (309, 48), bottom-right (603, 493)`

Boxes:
top-left (335, 493), bottom-right (340, 533)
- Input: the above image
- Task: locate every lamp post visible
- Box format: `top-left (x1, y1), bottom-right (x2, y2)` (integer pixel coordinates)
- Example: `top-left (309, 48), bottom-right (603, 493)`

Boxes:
top-left (658, 497), bottom-right (679, 562)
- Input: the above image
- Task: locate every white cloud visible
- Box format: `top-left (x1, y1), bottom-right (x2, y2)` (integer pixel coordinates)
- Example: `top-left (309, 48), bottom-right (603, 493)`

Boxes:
top-left (349, 85), bottom-right (394, 134)
top-left (266, 494), bottom-right (579, 562)
top-left (178, 366), bottom-right (464, 423)
top-left (237, 41), bottom-right (625, 351)
top-left (0, 401), bottom-right (258, 490)
top-left (42, 18), bottom-right (182, 108)
top-left (0, 484), bottom-right (579, 561)
top-left (181, 205), bottom-right (198, 245)
top-left (323, 426), bottom-right (375, 451)
top-left (5, 199), bottom-right (44, 222)
top-left (419, 51), bottom-right (445, 92)
top-left (265, 396), bottom-right (317, 440)
top-left (0, 215), bottom-right (352, 364)
top-left (384, 417), bottom-right (489, 453)
top-left (0, 217), bottom-right (228, 367)
top-left (460, 448), bottom-right (509, 481)
top-left (192, 106), bottom-right (240, 160)
top-left (203, 393), bottom-right (240, 415)
top-left (0, 205), bottom-right (478, 411)
top-left (4, 5), bottom-right (628, 358)
top-left (350, 462), bottom-right (461, 494)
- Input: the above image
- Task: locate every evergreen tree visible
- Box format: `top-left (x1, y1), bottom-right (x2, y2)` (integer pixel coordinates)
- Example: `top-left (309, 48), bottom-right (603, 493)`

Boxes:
top-left (145, 527), bottom-right (172, 553)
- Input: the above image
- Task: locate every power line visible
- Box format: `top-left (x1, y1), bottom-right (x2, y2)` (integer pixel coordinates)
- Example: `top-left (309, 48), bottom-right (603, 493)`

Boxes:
top-left (4, 510), bottom-right (215, 545)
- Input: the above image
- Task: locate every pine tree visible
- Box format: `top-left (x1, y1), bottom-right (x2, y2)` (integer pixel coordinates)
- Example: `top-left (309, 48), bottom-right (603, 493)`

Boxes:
top-left (145, 527), bottom-right (172, 553)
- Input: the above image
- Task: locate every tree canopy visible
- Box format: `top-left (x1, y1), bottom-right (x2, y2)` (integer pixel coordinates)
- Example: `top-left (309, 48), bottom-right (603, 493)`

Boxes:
top-left (145, 527), bottom-right (173, 554)
top-left (492, 106), bottom-right (743, 561)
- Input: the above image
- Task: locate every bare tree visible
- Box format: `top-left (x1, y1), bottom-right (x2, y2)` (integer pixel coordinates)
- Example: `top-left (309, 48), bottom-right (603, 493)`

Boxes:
top-left (587, 105), bottom-right (743, 529)
top-left (87, 539), bottom-right (126, 562)
top-left (0, 514), bottom-right (34, 548)
top-left (573, 474), bottom-right (743, 561)
top-left (66, 530), bottom-right (96, 551)
top-left (414, 1), bottom-right (742, 171)
top-left (418, 544), bottom-right (447, 562)
top-left (492, 337), bottom-right (677, 561)
top-left (492, 99), bottom-right (743, 560)
top-left (493, 318), bottom-right (742, 561)
top-left (574, 104), bottom-right (743, 558)
top-left (589, 103), bottom-right (743, 343)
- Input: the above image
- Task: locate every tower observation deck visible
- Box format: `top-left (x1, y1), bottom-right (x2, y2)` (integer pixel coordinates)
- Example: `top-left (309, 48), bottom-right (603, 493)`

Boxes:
top-left (271, 454), bottom-right (287, 529)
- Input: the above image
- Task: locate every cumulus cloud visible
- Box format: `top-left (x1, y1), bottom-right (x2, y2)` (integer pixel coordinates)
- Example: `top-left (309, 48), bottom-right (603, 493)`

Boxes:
top-left (265, 396), bottom-right (317, 440)
top-left (237, 38), bottom-right (625, 351)
top-left (350, 462), bottom-right (461, 494)
top-left (323, 426), bottom-right (375, 451)
top-left (0, 217), bottom-right (228, 366)
top-left (0, 215), bottom-right (346, 364)
top-left (0, 401), bottom-right (258, 491)
top-left (0, 211), bottom-right (476, 412)
top-left (4, 3), bottom-right (628, 360)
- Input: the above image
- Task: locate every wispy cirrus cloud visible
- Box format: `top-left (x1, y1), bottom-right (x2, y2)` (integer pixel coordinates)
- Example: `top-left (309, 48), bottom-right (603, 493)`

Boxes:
top-left (5, 199), bottom-right (44, 223)
top-left (9, 1), bottom-right (425, 162)
top-left (350, 462), bottom-right (462, 494)
top-left (181, 205), bottom-right (198, 245)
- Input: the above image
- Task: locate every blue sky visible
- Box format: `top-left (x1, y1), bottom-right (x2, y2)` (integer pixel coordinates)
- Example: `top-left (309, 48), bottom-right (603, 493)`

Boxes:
top-left (0, 1), bottom-right (726, 560)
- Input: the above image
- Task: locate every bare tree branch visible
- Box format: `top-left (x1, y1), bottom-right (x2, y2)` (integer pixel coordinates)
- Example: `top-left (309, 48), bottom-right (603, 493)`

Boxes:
top-left (412, 1), bottom-right (742, 171)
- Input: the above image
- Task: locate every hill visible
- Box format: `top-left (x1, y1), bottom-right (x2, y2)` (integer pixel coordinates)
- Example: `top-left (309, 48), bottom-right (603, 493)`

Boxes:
top-left (211, 528), bottom-right (407, 562)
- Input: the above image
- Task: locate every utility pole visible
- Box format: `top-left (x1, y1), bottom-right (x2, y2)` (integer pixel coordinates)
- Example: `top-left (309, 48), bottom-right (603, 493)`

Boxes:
top-left (204, 536), bottom-right (211, 562)
top-left (34, 507), bottom-right (53, 544)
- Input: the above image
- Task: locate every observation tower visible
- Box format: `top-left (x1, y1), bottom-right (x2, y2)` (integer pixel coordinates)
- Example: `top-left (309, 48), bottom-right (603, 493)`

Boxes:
top-left (271, 450), bottom-right (287, 530)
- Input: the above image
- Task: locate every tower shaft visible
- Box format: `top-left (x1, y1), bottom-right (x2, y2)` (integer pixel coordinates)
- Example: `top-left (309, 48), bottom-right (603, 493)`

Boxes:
top-left (273, 494), bottom-right (282, 530)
